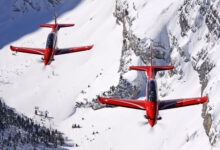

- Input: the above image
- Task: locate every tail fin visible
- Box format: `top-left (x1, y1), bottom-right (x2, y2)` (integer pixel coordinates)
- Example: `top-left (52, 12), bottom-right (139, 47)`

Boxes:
top-left (129, 48), bottom-right (174, 79)
top-left (150, 47), bottom-right (153, 67)
top-left (40, 9), bottom-right (74, 31)
top-left (54, 9), bottom-right (57, 25)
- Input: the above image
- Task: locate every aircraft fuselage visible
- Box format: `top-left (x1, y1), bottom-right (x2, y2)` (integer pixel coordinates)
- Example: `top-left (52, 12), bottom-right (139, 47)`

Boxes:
top-left (44, 32), bottom-right (57, 65)
top-left (145, 79), bottom-right (159, 127)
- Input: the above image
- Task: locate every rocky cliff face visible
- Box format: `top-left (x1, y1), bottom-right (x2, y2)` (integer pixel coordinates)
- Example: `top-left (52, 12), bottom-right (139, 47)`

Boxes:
top-left (175, 0), bottom-right (219, 145)
top-left (111, 0), bottom-right (220, 146)
top-left (12, 0), bottom-right (63, 12)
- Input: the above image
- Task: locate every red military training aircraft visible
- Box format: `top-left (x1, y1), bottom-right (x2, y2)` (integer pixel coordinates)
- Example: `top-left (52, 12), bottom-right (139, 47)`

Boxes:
top-left (98, 48), bottom-right (208, 127)
top-left (10, 10), bottom-right (93, 66)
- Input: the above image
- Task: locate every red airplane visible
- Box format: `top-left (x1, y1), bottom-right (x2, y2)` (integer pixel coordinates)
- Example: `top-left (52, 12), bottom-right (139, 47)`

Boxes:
top-left (98, 48), bottom-right (208, 127)
top-left (10, 10), bottom-right (93, 65)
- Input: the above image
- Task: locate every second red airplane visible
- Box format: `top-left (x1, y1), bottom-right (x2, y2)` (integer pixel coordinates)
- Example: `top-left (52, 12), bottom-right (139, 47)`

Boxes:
top-left (10, 10), bottom-right (93, 65)
top-left (98, 48), bottom-right (208, 127)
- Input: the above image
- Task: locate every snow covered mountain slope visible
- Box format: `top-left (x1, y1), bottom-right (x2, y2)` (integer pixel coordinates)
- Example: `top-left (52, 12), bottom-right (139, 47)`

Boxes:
top-left (0, 0), bottom-right (82, 49)
top-left (0, 0), bottom-right (220, 149)
top-left (0, 0), bottom-right (122, 122)
top-left (0, 98), bottom-right (67, 150)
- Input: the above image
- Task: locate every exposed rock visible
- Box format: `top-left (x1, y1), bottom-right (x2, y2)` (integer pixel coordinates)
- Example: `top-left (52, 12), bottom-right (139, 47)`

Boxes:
top-left (191, 46), bottom-right (215, 144)
top-left (205, 5), bottom-right (220, 39)
top-left (12, 0), bottom-right (63, 12)
top-left (178, 0), bottom-right (220, 40)
top-left (179, 11), bottom-right (190, 36)
top-left (176, 1), bottom-right (220, 144)
top-left (100, 0), bottom-right (173, 103)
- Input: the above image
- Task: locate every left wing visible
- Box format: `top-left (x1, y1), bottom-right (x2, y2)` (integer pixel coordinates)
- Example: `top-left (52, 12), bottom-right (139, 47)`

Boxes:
top-left (10, 46), bottom-right (45, 55)
top-left (55, 45), bottom-right (93, 55)
top-left (98, 97), bottom-right (145, 110)
top-left (159, 95), bottom-right (208, 110)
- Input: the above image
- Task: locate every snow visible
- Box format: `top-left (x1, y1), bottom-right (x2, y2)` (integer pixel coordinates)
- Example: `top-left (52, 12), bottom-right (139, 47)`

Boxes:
top-left (0, 0), bottom-right (122, 123)
top-left (0, 0), bottom-right (220, 149)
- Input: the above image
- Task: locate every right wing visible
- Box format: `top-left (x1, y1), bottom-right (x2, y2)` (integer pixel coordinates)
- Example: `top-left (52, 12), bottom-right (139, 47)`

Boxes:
top-left (98, 97), bottom-right (145, 110)
top-left (55, 45), bottom-right (93, 55)
top-left (159, 96), bottom-right (208, 110)
top-left (10, 46), bottom-right (45, 55)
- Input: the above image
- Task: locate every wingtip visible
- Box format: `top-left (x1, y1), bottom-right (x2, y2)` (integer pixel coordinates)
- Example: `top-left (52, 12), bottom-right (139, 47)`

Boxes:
top-left (129, 66), bottom-right (139, 70)
top-left (203, 95), bottom-right (208, 102)
top-left (129, 66), bottom-right (135, 70)
top-left (98, 96), bottom-right (109, 104)
top-left (90, 44), bottom-right (94, 49)
top-left (97, 96), bottom-right (103, 103)
top-left (86, 44), bottom-right (94, 50)
top-left (68, 24), bottom-right (75, 27)
top-left (10, 45), bottom-right (15, 51)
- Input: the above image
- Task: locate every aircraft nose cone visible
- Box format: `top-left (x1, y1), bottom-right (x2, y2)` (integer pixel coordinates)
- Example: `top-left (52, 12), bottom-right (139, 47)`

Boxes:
top-left (44, 60), bottom-right (47, 65)
top-left (148, 119), bottom-right (155, 127)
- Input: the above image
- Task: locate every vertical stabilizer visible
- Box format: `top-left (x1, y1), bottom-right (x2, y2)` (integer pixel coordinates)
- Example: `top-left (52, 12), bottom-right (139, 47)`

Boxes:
top-left (54, 9), bottom-right (57, 25)
top-left (40, 9), bottom-right (74, 31)
top-left (129, 48), bottom-right (174, 79)
top-left (151, 47), bottom-right (153, 67)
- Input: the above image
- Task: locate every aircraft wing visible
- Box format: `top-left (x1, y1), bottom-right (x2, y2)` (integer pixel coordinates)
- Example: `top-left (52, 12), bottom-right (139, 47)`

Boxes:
top-left (55, 45), bottom-right (93, 55)
top-left (98, 97), bottom-right (145, 110)
top-left (10, 46), bottom-right (45, 55)
top-left (159, 95), bottom-right (208, 110)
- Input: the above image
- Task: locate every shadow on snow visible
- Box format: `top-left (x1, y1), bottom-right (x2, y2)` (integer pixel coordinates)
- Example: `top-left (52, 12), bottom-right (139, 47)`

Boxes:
top-left (0, 0), bottom-right (82, 49)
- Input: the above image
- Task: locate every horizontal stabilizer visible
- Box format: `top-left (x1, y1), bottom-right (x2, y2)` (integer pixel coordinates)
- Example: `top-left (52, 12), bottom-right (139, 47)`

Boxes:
top-left (40, 24), bottom-right (74, 29)
top-left (129, 66), bottom-right (174, 71)
top-left (57, 24), bottom-right (75, 28)
top-left (129, 66), bottom-right (150, 71)
top-left (153, 66), bottom-right (174, 71)
top-left (130, 65), bottom-right (174, 79)
top-left (129, 66), bottom-right (151, 71)
top-left (40, 24), bottom-right (56, 28)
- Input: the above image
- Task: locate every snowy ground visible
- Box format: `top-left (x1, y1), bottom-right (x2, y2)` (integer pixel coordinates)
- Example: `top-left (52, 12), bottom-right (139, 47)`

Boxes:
top-left (0, 0), bottom-right (122, 122)
top-left (0, 0), bottom-right (219, 149)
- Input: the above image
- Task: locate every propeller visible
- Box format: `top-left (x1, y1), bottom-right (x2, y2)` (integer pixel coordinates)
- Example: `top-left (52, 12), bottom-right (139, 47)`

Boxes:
top-left (36, 58), bottom-right (48, 71)
top-left (138, 114), bottom-right (164, 130)
top-left (156, 121), bottom-right (165, 129)
top-left (138, 120), bottom-right (149, 126)
top-left (148, 126), bottom-right (155, 133)
top-left (41, 65), bottom-right (47, 71)
top-left (138, 114), bottom-right (149, 127)
top-left (37, 58), bottom-right (44, 63)
top-left (12, 51), bottom-right (17, 56)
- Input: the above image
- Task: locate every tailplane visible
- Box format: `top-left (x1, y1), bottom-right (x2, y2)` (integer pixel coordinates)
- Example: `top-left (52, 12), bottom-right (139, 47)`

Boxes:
top-left (40, 9), bottom-right (74, 31)
top-left (40, 24), bottom-right (75, 29)
top-left (130, 48), bottom-right (174, 79)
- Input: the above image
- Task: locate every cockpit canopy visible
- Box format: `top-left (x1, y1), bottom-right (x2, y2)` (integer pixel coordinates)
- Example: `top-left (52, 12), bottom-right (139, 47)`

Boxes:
top-left (46, 33), bottom-right (56, 48)
top-left (147, 80), bottom-right (157, 101)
